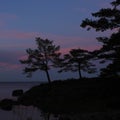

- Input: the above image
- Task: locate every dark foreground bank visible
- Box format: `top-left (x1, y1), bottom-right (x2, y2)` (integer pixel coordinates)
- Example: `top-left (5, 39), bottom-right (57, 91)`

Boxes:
top-left (16, 77), bottom-right (120, 114)
top-left (0, 77), bottom-right (120, 114)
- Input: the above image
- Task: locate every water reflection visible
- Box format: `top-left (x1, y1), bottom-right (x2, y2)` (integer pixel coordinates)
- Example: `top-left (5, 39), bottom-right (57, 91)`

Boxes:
top-left (11, 105), bottom-right (73, 120)
top-left (12, 105), bottom-right (42, 120)
top-left (12, 105), bottom-right (60, 120)
top-left (1, 105), bottom-right (119, 120)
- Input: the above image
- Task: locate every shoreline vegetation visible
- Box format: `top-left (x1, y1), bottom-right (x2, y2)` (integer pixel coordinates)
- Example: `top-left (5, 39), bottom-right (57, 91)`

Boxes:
top-left (0, 77), bottom-right (120, 115)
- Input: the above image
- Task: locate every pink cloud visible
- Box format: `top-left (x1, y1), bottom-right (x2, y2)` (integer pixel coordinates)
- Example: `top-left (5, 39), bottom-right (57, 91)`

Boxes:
top-left (52, 35), bottom-right (100, 51)
top-left (0, 62), bottom-right (22, 71)
top-left (0, 30), bottom-right (91, 46)
top-left (18, 55), bottom-right (28, 60)
top-left (0, 30), bottom-right (100, 51)
top-left (0, 30), bottom-right (37, 39)
top-left (60, 45), bottom-right (101, 54)
top-left (58, 47), bottom-right (73, 54)
top-left (0, 43), bottom-right (34, 49)
top-left (0, 30), bottom-right (84, 43)
top-left (83, 45), bottom-right (101, 51)
top-left (0, 13), bottom-right (18, 20)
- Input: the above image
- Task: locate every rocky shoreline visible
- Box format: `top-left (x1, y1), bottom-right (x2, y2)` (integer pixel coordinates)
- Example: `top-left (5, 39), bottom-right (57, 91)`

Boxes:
top-left (0, 77), bottom-right (120, 119)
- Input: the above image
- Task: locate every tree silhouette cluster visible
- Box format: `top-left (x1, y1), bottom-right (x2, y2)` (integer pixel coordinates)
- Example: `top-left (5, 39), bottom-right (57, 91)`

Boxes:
top-left (20, 0), bottom-right (120, 83)
top-left (81, 0), bottom-right (120, 77)
top-left (20, 38), bottom-right (95, 83)
top-left (20, 38), bottom-right (61, 84)
top-left (58, 49), bottom-right (95, 79)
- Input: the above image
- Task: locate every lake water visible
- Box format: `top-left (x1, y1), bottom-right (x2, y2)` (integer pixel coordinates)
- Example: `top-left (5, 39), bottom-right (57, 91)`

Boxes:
top-left (0, 82), bottom-right (45, 120)
top-left (0, 82), bottom-right (41, 99)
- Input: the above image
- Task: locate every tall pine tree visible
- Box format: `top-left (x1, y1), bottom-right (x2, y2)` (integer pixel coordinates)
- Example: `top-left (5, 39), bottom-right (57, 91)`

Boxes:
top-left (59, 48), bottom-right (96, 79)
top-left (81, 0), bottom-right (120, 77)
top-left (20, 37), bottom-right (61, 83)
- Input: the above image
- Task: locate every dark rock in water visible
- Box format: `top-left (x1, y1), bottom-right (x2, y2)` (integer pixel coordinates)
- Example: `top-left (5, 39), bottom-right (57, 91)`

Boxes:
top-left (0, 98), bottom-right (19, 111)
top-left (12, 89), bottom-right (23, 97)
top-left (0, 99), bottom-right (14, 111)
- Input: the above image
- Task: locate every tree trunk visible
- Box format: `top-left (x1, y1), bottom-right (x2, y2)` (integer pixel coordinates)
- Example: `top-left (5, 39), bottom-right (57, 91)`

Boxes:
top-left (78, 69), bottom-right (82, 79)
top-left (78, 63), bottom-right (82, 79)
top-left (45, 70), bottom-right (51, 84)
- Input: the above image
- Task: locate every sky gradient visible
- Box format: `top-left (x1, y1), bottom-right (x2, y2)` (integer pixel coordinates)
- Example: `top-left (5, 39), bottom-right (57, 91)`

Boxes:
top-left (0, 0), bottom-right (112, 82)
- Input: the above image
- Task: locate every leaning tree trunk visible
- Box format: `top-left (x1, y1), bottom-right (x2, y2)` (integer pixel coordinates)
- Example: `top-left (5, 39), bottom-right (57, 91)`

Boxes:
top-left (78, 63), bottom-right (82, 79)
top-left (45, 69), bottom-right (51, 84)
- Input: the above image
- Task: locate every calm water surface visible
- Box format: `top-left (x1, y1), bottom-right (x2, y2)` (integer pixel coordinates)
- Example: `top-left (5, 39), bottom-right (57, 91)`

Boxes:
top-left (0, 82), bottom-right (40, 99)
top-left (0, 82), bottom-right (44, 120)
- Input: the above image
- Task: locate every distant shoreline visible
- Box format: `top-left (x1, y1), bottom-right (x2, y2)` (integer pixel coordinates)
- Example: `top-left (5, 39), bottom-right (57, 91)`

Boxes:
top-left (0, 81), bottom-right (43, 84)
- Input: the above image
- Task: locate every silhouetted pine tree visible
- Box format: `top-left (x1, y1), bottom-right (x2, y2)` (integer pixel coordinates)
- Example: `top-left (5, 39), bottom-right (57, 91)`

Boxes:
top-left (59, 48), bottom-right (96, 79)
top-left (81, 0), bottom-right (120, 77)
top-left (20, 37), bottom-right (61, 84)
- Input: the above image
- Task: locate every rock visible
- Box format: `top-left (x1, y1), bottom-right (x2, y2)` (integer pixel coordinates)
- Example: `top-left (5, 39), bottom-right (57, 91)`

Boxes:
top-left (12, 89), bottom-right (23, 97)
top-left (0, 99), bottom-right (14, 111)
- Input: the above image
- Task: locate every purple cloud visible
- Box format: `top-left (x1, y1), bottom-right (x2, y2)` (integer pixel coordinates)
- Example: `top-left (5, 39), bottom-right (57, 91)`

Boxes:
top-left (0, 62), bottom-right (21, 71)
top-left (0, 30), bottom-right (36, 39)
top-left (0, 13), bottom-right (18, 20)
top-left (0, 30), bottom-right (100, 51)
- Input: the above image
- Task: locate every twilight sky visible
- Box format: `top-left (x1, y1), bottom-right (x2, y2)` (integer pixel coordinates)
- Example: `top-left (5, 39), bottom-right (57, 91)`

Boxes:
top-left (0, 0), bottom-right (112, 82)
